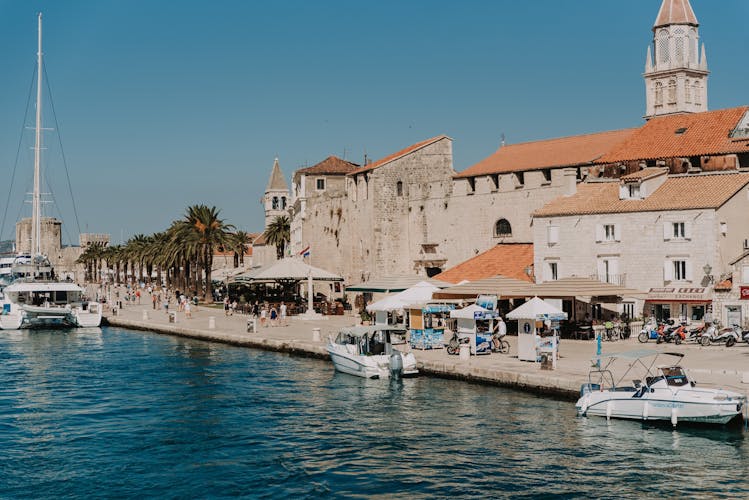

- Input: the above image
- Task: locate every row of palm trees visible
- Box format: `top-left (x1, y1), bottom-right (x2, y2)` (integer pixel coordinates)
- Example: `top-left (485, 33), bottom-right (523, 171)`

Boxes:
top-left (76, 204), bottom-right (274, 302)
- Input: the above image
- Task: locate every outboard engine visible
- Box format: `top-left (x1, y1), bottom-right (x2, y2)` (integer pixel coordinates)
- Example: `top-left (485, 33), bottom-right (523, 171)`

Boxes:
top-left (389, 352), bottom-right (403, 379)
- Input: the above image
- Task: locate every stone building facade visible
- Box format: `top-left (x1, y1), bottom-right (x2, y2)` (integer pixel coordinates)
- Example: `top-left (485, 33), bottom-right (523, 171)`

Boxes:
top-left (533, 170), bottom-right (749, 324)
top-left (271, 0), bottom-right (748, 295)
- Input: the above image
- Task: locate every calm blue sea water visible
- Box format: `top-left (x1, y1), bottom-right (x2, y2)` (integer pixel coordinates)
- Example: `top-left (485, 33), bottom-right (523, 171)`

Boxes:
top-left (0, 327), bottom-right (748, 499)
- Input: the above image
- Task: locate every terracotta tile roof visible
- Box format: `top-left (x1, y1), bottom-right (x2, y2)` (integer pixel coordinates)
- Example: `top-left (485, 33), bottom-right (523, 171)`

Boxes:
top-left (599, 106), bottom-right (749, 163)
top-left (348, 135), bottom-right (450, 176)
top-left (654, 0), bottom-right (698, 28)
top-left (454, 129), bottom-right (636, 178)
top-left (297, 156), bottom-right (359, 176)
top-left (252, 233), bottom-right (267, 246)
top-left (620, 167), bottom-right (668, 183)
top-left (434, 244), bottom-right (534, 284)
top-left (534, 172), bottom-right (749, 217)
top-left (714, 278), bottom-right (732, 292)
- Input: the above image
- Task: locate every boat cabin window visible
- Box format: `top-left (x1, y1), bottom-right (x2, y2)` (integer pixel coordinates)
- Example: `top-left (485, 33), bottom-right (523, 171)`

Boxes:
top-left (661, 366), bottom-right (688, 386)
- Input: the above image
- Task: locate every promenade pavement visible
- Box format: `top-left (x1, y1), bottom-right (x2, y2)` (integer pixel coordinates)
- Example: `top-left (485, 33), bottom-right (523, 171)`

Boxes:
top-left (105, 301), bottom-right (749, 400)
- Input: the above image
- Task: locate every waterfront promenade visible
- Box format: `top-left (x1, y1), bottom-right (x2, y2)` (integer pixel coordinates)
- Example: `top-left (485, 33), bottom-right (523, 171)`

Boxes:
top-left (105, 303), bottom-right (749, 401)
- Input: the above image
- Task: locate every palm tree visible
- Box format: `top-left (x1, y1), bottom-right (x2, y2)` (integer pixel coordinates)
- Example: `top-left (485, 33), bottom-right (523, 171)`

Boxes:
top-left (264, 215), bottom-right (290, 260)
top-left (230, 230), bottom-right (252, 267)
top-left (172, 205), bottom-right (233, 302)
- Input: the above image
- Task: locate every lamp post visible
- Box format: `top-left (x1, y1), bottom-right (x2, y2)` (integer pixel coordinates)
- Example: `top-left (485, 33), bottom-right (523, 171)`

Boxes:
top-left (703, 264), bottom-right (714, 284)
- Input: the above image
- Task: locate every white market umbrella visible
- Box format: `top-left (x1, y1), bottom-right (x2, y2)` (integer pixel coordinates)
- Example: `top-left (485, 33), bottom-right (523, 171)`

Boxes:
top-left (366, 281), bottom-right (439, 312)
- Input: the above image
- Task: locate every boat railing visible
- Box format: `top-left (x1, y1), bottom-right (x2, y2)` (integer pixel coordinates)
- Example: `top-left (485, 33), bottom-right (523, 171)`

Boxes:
top-left (588, 369), bottom-right (616, 390)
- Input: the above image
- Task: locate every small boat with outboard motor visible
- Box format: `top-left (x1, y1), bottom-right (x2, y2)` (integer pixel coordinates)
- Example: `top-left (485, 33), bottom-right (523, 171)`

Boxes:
top-left (576, 350), bottom-right (744, 426)
top-left (327, 325), bottom-right (418, 379)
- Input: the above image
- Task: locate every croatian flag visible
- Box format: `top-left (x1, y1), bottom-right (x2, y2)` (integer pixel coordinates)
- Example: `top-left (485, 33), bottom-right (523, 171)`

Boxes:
top-left (300, 246), bottom-right (311, 258)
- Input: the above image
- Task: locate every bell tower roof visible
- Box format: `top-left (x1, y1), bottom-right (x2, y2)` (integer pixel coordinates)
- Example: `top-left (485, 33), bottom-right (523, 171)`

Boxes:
top-left (266, 157), bottom-right (288, 192)
top-left (654, 0), bottom-right (698, 29)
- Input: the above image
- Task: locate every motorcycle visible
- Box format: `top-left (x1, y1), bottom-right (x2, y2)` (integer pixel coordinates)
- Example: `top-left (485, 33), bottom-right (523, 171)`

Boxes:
top-left (638, 318), bottom-right (660, 343)
top-left (659, 322), bottom-right (686, 345)
top-left (699, 324), bottom-right (740, 347)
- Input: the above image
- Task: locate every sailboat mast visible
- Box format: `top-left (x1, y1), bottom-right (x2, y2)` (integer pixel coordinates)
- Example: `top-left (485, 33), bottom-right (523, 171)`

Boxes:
top-left (32, 12), bottom-right (43, 257)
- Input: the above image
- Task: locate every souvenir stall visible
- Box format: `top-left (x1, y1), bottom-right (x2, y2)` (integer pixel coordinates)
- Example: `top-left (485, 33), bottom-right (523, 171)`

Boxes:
top-left (507, 297), bottom-right (567, 364)
top-left (367, 281), bottom-right (441, 347)
top-left (449, 303), bottom-right (498, 355)
top-left (407, 302), bottom-right (455, 349)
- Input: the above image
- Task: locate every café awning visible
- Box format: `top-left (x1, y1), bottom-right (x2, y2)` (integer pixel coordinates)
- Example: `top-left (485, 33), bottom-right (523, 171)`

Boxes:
top-left (530, 277), bottom-right (646, 299)
top-left (347, 276), bottom-right (451, 293)
top-left (231, 258), bottom-right (343, 283)
top-left (366, 281), bottom-right (440, 312)
top-left (432, 275), bottom-right (535, 299)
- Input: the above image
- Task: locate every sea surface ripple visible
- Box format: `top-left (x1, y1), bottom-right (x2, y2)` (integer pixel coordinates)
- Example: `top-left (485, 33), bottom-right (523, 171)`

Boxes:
top-left (0, 327), bottom-right (748, 498)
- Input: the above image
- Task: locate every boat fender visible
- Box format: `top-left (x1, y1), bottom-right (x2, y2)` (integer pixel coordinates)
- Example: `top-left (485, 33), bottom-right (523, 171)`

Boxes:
top-left (642, 402), bottom-right (649, 420)
top-left (671, 408), bottom-right (678, 427)
top-left (606, 401), bottom-right (612, 421)
top-left (389, 352), bottom-right (403, 379)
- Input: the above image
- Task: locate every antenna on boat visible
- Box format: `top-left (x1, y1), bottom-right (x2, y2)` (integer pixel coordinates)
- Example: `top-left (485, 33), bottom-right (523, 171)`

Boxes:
top-left (31, 12), bottom-right (43, 257)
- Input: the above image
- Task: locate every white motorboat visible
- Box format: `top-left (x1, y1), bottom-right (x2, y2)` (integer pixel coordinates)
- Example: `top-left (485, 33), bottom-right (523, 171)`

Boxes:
top-left (0, 280), bottom-right (102, 330)
top-left (0, 15), bottom-right (101, 330)
top-left (576, 350), bottom-right (744, 426)
top-left (327, 325), bottom-right (419, 379)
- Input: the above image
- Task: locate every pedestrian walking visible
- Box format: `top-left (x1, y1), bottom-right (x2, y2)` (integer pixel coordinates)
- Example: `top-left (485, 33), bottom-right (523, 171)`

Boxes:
top-left (152, 293), bottom-right (158, 310)
top-left (185, 300), bottom-right (192, 319)
top-left (280, 302), bottom-right (287, 326)
top-left (270, 305), bottom-right (278, 326)
top-left (260, 305), bottom-right (268, 327)
top-left (224, 297), bottom-right (230, 316)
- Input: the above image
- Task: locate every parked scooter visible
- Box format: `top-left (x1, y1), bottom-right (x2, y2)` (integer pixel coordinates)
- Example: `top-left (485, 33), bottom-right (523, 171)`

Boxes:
top-left (699, 324), bottom-right (740, 347)
top-left (446, 331), bottom-right (470, 355)
top-left (638, 318), bottom-right (660, 343)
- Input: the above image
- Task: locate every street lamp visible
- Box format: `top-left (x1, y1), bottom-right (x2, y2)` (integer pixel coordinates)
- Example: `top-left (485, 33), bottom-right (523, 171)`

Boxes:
top-left (702, 264), bottom-right (714, 283)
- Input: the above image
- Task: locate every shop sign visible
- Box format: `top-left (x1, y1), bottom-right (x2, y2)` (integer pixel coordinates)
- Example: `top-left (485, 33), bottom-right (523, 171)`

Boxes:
top-left (740, 287), bottom-right (749, 300)
top-left (647, 287), bottom-right (709, 301)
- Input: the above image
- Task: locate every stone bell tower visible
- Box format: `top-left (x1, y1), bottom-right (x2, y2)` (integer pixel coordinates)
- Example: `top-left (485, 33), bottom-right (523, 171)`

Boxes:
top-left (644, 0), bottom-right (708, 119)
top-left (262, 157), bottom-right (289, 229)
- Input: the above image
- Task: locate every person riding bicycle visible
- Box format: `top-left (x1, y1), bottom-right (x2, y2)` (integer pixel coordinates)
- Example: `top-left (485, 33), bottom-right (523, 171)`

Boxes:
top-left (492, 316), bottom-right (507, 352)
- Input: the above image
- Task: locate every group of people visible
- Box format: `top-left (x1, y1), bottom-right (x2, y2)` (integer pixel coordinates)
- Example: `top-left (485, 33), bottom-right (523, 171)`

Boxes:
top-left (249, 301), bottom-right (288, 328)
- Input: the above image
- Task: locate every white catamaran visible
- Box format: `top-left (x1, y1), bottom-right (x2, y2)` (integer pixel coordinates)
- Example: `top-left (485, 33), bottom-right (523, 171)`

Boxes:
top-left (0, 14), bottom-right (101, 330)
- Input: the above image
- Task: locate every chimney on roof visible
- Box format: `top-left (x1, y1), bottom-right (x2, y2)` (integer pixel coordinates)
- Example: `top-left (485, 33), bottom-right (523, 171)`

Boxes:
top-left (563, 168), bottom-right (577, 197)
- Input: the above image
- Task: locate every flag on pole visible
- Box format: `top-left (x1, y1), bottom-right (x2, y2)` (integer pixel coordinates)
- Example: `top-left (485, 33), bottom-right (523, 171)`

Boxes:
top-left (300, 246), bottom-right (311, 258)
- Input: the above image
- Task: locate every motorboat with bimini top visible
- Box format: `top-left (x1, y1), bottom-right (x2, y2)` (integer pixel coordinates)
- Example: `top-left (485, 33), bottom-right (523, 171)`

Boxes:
top-left (327, 325), bottom-right (419, 379)
top-left (576, 350), bottom-right (744, 426)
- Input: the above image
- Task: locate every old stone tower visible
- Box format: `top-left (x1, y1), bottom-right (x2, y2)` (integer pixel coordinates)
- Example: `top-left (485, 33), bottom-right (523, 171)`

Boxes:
top-left (644, 0), bottom-right (709, 118)
top-left (262, 157), bottom-right (289, 228)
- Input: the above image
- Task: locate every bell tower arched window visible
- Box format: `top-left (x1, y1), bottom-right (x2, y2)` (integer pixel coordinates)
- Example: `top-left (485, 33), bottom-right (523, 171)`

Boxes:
top-left (694, 82), bottom-right (701, 105)
top-left (657, 30), bottom-right (670, 65)
top-left (655, 82), bottom-right (663, 106)
top-left (495, 219), bottom-right (512, 237)
top-left (685, 79), bottom-right (691, 103)
top-left (272, 196), bottom-right (279, 210)
top-left (667, 79), bottom-right (677, 104)
top-left (281, 197), bottom-right (287, 209)
top-left (674, 28), bottom-right (685, 64)
top-left (396, 181), bottom-right (403, 196)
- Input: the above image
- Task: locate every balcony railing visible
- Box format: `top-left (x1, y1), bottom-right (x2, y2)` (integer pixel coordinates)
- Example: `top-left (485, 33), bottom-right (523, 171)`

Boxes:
top-left (590, 273), bottom-right (627, 286)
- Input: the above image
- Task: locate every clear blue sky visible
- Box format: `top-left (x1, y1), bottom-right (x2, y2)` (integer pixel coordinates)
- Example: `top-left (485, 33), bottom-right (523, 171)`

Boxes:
top-left (0, 0), bottom-right (746, 244)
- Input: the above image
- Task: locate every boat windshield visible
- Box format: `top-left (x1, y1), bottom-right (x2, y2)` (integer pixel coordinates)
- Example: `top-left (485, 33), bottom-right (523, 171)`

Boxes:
top-left (661, 366), bottom-right (689, 387)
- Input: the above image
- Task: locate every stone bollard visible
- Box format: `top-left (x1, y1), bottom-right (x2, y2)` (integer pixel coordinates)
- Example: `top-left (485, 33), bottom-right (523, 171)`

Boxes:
top-left (459, 343), bottom-right (470, 361)
top-left (208, 316), bottom-right (215, 329)
top-left (142, 310), bottom-right (149, 321)
top-left (312, 327), bottom-right (321, 342)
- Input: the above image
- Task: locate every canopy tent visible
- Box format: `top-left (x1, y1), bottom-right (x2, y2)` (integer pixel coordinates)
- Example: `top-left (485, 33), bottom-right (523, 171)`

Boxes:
top-left (450, 303), bottom-right (492, 319)
top-left (366, 281), bottom-right (439, 312)
top-left (346, 276), bottom-right (451, 293)
top-left (230, 258), bottom-right (343, 283)
top-left (506, 297), bottom-right (568, 320)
